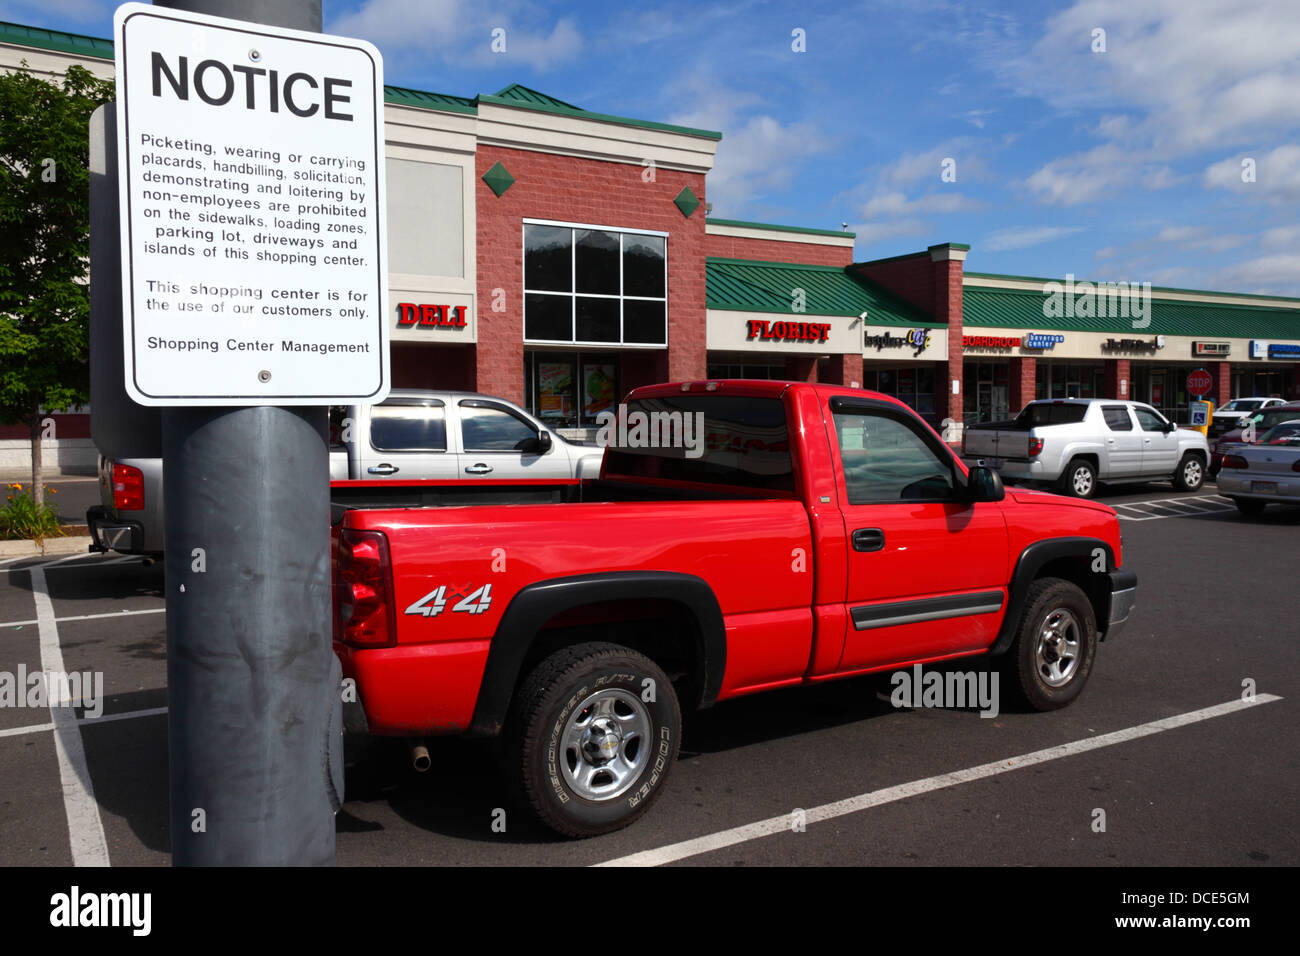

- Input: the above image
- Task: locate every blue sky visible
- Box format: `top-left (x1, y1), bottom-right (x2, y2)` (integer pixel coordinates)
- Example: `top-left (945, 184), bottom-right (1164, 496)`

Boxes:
top-left (5, 0), bottom-right (1299, 294)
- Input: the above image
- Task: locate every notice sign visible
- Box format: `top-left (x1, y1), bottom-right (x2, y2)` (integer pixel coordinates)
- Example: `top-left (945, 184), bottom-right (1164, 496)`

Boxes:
top-left (114, 3), bottom-right (389, 405)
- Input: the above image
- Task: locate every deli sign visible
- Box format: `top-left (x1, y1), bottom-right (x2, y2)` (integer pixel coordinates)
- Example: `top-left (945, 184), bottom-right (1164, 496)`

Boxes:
top-left (397, 302), bottom-right (468, 329)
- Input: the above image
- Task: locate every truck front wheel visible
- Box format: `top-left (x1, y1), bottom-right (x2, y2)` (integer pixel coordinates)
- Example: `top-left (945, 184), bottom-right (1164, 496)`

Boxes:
top-left (1173, 454), bottom-right (1205, 492)
top-left (1002, 578), bottom-right (1098, 711)
top-left (509, 642), bottom-right (680, 838)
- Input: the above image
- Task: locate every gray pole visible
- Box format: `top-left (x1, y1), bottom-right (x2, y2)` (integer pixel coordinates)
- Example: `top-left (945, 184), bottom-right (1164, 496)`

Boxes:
top-left (152, 0), bottom-right (342, 866)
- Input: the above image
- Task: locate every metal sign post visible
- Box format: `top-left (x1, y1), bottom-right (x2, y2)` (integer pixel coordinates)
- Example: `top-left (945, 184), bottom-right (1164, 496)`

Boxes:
top-left (108, 0), bottom-right (388, 864)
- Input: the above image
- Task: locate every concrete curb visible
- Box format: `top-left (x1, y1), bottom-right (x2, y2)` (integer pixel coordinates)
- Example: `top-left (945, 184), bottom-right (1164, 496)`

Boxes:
top-left (0, 535), bottom-right (94, 558)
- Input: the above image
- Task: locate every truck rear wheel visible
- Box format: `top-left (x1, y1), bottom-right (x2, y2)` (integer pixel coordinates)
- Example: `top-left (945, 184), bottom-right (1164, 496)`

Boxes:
top-left (509, 642), bottom-right (680, 838)
top-left (1059, 458), bottom-right (1097, 498)
top-left (1002, 578), bottom-right (1098, 711)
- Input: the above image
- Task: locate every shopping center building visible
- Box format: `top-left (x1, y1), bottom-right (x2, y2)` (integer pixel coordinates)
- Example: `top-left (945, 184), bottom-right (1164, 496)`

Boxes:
top-left (3, 18), bottom-right (1300, 468)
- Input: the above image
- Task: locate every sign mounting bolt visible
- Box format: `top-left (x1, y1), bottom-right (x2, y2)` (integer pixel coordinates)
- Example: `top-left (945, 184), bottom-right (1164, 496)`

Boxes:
top-left (258, 370), bottom-right (271, 383)
top-left (249, 49), bottom-right (261, 62)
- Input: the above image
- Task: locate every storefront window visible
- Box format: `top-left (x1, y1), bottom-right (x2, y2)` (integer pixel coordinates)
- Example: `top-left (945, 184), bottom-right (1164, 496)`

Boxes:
top-left (524, 351), bottom-right (620, 429)
top-left (963, 361), bottom-right (1009, 423)
top-left (523, 221), bottom-right (667, 346)
top-left (862, 366), bottom-right (937, 421)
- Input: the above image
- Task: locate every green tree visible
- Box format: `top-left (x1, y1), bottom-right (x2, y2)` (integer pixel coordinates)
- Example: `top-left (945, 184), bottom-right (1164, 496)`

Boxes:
top-left (0, 63), bottom-right (114, 510)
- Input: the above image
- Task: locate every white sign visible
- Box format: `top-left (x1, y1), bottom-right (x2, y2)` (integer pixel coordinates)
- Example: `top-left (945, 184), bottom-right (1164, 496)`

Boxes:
top-left (114, 3), bottom-right (389, 405)
top-left (1190, 401), bottom-right (1211, 427)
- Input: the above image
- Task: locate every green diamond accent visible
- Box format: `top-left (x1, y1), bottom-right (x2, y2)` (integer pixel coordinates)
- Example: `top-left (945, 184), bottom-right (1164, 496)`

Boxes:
top-left (482, 161), bottom-right (515, 197)
top-left (674, 186), bottom-right (700, 218)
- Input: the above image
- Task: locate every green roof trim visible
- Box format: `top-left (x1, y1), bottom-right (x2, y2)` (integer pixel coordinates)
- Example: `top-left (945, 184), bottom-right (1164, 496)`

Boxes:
top-left (706, 218), bottom-right (855, 239)
top-left (707, 258), bottom-right (941, 327)
top-left (481, 161), bottom-right (515, 197)
top-left (493, 83), bottom-right (582, 111)
top-left (929, 242), bottom-right (970, 251)
top-left (963, 285), bottom-right (1300, 337)
top-left (0, 20), bottom-right (112, 59)
top-left (963, 271), bottom-right (1300, 304)
top-left (475, 92), bottom-right (722, 140)
top-left (384, 85), bottom-right (477, 115)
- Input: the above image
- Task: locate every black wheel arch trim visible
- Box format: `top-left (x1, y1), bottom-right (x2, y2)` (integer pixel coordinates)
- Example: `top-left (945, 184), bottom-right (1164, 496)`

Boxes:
top-left (990, 536), bottom-right (1119, 656)
top-left (467, 571), bottom-right (726, 737)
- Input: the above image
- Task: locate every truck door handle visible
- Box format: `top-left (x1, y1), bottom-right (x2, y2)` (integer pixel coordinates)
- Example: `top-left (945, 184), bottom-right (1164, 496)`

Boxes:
top-left (367, 463), bottom-right (399, 475)
top-left (465, 463), bottom-right (494, 475)
top-left (852, 528), bottom-right (885, 552)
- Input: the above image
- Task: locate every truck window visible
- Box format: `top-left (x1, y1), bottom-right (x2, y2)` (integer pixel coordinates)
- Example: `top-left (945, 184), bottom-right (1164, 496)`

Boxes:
top-left (1102, 405), bottom-right (1134, 431)
top-left (601, 395), bottom-right (794, 493)
top-left (1133, 407), bottom-right (1167, 432)
top-left (1014, 403), bottom-right (1089, 427)
top-left (833, 409), bottom-right (957, 503)
top-left (460, 405), bottom-right (539, 451)
top-left (370, 404), bottom-right (448, 452)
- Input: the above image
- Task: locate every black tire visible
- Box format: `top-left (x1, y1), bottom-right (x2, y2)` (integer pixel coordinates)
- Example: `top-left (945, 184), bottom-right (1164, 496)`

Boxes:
top-left (1173, 454), bottom-right (1205, 492)
top-left (1001, 578), bottom-right (1098, 711)
top-left (1232, 497), bottom-right (1267, 517)
top-left (508, 642), bottom-right (680, 838)
top-left (1058, 458), bottom-right (1098, 499)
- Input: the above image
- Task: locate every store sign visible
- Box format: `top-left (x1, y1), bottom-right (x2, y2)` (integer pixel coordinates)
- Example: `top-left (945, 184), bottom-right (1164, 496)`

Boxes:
top-left (396, 302), bottom-right (467, 328)
top-left (1268, 343), bottom-right (1300, 359)
top-left (1193, 341), bottom-right (1230, 357)
top-left (1101, 336), bottom-right (1164, 353)
top-left (746, 319), bottom-right (832, 344)
top-left (864, 328), bottom-right (931, 356)
top-left (962, 335), bottom-right (1020, 349)
top-left (114, 3), bottom-right (388, 405)
top-left (1023, 333), bottom-right (1065, 350)
top-left (1249, 340), bottom-right (1268, 359)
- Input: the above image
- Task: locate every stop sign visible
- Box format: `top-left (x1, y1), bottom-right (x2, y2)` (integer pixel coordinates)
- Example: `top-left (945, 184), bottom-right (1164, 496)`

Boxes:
top-left (1187, 368), bottom-right (1213, 395)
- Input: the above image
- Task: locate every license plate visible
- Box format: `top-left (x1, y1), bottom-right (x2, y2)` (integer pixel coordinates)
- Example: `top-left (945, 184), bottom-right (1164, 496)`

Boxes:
top-left (1252, 481), bottom-right (1278, 494)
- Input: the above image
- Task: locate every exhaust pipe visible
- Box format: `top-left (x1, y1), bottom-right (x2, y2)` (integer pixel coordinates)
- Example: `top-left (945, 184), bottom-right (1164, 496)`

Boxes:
top-left (408, 740), bottom-right (431, 773)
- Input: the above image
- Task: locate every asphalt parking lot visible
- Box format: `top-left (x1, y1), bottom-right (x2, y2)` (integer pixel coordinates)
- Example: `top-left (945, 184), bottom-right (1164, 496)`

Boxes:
top-left (1, 482), bottom-right (1296, 868)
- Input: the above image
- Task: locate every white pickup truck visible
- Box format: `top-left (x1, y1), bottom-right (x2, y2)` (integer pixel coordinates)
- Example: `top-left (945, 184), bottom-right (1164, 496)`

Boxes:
top-left (962, 398), bottom-right (1210, 498)
top-left (88, 389), bottom-right (605, 556)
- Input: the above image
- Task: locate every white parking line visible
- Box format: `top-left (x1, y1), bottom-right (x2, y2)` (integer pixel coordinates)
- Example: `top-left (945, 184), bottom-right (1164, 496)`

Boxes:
top-left (2, 607), bottom-right (165, 630)
top-left (593, 694), bottom-right (1284, 868)
top-left (0, 554), bottom-right (138, 575)
top-left (30, 567), bottom-right (110, 867)
top-left (0, 705), bottom-right (169, 740)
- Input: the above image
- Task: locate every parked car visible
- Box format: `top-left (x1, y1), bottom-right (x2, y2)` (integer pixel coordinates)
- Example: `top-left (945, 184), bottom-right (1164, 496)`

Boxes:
top-left (1217, 422), bottom-right (1300, 516)
top-left (86, 390), bottom-right (604, 556)
top-left (1209, 397), bottom-right (1286, 438)
top-left (333, 380), bottom-right (1136, 837)
top-left (1209, 401), bottom-right (1300, 477)
top-left (962, 399), bottom-right (1210, 498)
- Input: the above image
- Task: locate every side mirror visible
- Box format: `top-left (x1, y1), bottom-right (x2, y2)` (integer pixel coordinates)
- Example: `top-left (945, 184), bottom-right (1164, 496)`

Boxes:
top-left (1163, 420), bottom-right (1176, 433)
top-left (524, 431), bottom-right (553, 455)
top-left (966, 465), bottom-right (1005, 503)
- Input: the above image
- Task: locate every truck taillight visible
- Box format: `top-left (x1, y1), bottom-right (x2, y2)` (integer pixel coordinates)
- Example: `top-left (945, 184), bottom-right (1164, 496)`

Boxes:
top-left (1221, 455), bottom-right (1249, 470)
top-left (111, 463), bottom-right (145, 511)
top-left (1028, 438), bottom-right (1044, 457)
top-left (335, 529), bottom-right (396, 647)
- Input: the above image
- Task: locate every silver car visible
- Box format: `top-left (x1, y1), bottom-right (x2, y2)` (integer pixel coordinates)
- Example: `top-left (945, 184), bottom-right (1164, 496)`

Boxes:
top-left (1216, 422), bottom-right (1300, 516)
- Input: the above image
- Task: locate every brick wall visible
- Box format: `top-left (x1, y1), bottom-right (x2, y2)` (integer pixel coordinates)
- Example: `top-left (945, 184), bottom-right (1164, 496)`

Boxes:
top-left (934, 259), bottom-right (964, 425)
top-left (1010, 357), bottom-right (1036, 409)
top-left (1212, 361), bottom-right (1231, 407)
top-left (475, 146), bottom-right (708, 404)
top-left (705, 234), bottom-right (852, 267)
top-left (850, 254), bottom-right (935, 314)
top-left (1104, 359), bottom-right (1132, 400)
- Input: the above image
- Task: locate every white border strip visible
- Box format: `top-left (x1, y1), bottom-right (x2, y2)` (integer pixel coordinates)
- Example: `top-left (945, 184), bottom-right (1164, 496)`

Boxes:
top-left (594, 694), bottom-right (1283, 867)
top-left (3, 607), bottom-right (165, 629)
top-left (30, 567), bottom-right (110, 867)
top-left (0, 705), bottom-right (168, 740)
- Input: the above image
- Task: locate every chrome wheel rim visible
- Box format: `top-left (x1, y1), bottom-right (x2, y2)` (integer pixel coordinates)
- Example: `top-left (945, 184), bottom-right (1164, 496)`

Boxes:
top-left (1182, 459), bottom-right (1202, 487)
top-left (1072, 467), bottom-right (1093, 496)
top-left (1036, 608), bottom-right (1082, 687)
top-left (561, 688), bottom-right (651, 801)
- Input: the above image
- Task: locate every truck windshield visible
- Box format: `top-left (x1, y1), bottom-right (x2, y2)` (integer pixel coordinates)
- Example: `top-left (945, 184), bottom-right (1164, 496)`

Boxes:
top-left (1015, 403), bottom-right (1089, 427)
top-left (602, 395), bottom-right (794, 492)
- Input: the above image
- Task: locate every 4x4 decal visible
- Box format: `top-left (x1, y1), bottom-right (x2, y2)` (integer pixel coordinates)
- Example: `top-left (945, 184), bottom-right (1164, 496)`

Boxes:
top-left (405, 583), bottom-right (493, 617)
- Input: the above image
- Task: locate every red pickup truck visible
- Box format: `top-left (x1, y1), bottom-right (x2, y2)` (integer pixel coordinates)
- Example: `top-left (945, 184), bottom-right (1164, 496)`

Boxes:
top-left (332, 380), bottom-right (1136, 837)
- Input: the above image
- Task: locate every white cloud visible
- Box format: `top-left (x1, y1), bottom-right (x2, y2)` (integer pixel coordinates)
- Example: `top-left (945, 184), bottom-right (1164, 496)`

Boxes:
top-left (666, 76), bottom-right (832, 215)
top-left (328, 0), bottom-right (582, 71)
top-left (982, 225), bottom-right (1085, 252)
top-left (1025, 144), bottom-right (1177, 206)
top-left (1203, 144), bottom-right (1300, 201)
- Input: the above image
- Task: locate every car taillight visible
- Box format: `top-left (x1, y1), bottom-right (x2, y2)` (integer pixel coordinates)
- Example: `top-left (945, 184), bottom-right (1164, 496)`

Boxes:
top-left (111, 463), bottom-right (145, 511)
top-left (1028, 438), bottom-right (1044, 457)
top-left (1221, 455), bottom-right (1249, 470)
top-left (335, 529), bottom-right (396, 647)
top-left (1292, 460), bottom-right (1300, 473)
